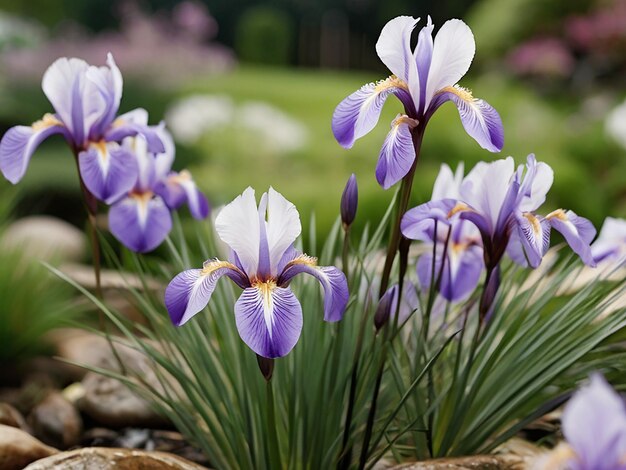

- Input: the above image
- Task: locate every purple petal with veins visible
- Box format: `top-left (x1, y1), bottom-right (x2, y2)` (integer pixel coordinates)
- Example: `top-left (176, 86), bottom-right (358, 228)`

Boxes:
top-left (109, 194), bottom-right (172, 253)
top-left (235, 285), bottom-right (303, 358)
top-left (78, 141), bottom-right (138, 204)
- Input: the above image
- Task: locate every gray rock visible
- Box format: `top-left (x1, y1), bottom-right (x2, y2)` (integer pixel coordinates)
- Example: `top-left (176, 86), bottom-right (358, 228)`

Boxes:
top-left (1, 216), bottom-right (85, 263)
top-left (22, 447), bottom-right (209, 469)
top-left (390, 454), bottom-right (525, 469)
top-left (28, 391), bottom-right (82, 449)
top-left (78, 372), bottom-right (167, 428)
top-left (0, 424), bottom-right (58, 470)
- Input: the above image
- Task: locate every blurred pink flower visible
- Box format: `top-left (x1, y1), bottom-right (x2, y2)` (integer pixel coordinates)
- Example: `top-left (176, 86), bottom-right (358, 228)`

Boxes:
top-left (507, 37), bottom-right (575, 78)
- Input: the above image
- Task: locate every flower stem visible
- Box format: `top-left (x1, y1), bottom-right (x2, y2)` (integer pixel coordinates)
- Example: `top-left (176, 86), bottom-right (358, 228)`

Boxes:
top-left (342, 225), bottom-right (351, 282)
top-left (378, 125), bottom-right (425, 298)
top-left (266, 379), bottom-right (282, 469)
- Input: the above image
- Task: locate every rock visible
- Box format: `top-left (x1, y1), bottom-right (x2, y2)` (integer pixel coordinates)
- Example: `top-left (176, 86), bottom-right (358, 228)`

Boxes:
top-left (1, 216), bottom-right (85, 263)
top-left (28, 391), bottom-right (82, 449)
top-left (0, 403), bottom-right (28, 430)
top-left (79, 372), bottom-right (167, 428)
top-left (0, 424), bottom-right (58, 470)
top-left (391, 454), bottom-right (525, 469)
top-left (22, 447), bottom-right (208, 469)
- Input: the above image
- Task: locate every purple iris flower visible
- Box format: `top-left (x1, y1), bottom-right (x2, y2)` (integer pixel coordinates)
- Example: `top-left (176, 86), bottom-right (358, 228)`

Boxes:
top-left (108, 114), bottom-right (209, 253)
top-left (402, 163), bottom-right (483, 302)
top-left (165, 187), bottom-right (349, 358)
top-left (559, 374), bottom-right (626, 470)
top-left (0, 54), bottom-right (164, 204)
top-left (332, 16), bottom-right (504, 189)
top-left (404, 155), bottom-right (596, 275)
top-left (591, 217), bottom-right (626, 265)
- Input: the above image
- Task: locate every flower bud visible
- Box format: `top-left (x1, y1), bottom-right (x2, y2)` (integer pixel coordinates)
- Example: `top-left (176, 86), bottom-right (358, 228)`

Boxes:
top-left (256, 355), bottom-right (274, 381)
top-left (340, 173), bottom-right (358, 228)
top-left (374, 285), bottom-right (397, 332)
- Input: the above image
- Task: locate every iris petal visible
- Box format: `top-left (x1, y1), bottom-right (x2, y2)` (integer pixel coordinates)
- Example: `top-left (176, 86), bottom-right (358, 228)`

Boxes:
top-left (235, 285), bottom-right (303, 358)
top-left (156, 171), bottom-right (210, 220)
top-left (0, 120), bottom-right (65, 184)
top-left (78, 141), bottom-right (138, 204)
top-left (424, 19), bottom-right (475, 110)
top-left (401, 199), bottom-right (458, 242)
top-left (547, 209), bottom-right (597, 266)
top-left (376, 115), bottom-right (418, 189)
top-left (515, 212), bottom-right (551, 268)
top-left (332, 78), bottom-right (411, 149)
top-left (109, 194), bottom-right (172, 253)
top-left (279, 255), bottom-right (349, 322)
top-left (376, 16), bottom-right (420, 82)
top-left (214, 187), bottom-right (260, 278)
top-left (430, 87), bottom-right (504, 152)
top-left (165, 261), bottom-right (248, 326)
top-left (562, 374), bottom-right (626, 469)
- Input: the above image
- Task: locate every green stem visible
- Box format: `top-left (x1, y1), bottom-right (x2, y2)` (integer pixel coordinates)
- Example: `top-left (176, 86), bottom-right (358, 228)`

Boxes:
top-left (342, 225), bottom-right (351, 283)
top-left (378, 125), bottom-right (425, 298)
top-left (266, 380), bottom-right (282, 469)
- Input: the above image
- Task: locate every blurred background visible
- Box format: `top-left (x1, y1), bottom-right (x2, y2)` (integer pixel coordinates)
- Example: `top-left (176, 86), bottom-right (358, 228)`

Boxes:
top-left (1, 0), bottom-right (626, 238)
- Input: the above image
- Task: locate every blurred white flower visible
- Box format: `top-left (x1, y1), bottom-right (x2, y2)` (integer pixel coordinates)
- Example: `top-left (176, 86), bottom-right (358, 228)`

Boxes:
top-left (165, 95), bottom-right (235, 144)
top-left (605, 98), bottom-right (626, 150)
top-left (165, 94), bottom-right (308, 153)
top-left (237, 101), bottom-right (308, 153)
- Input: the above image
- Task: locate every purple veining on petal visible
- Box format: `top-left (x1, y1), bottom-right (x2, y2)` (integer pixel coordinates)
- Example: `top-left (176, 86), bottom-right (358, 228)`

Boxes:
top-left (234, 285), bottom-right (303, 358)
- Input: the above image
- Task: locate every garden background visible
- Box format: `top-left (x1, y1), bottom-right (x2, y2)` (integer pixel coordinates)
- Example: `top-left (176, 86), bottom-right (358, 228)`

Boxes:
top-left (1, 0), bottom-right (625, 242)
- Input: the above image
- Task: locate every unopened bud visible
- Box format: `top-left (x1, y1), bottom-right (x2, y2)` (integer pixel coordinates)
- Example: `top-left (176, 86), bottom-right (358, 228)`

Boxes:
top-left (340, 174), bottom-right (358, 228)
top-left (374, 285), bottom-right (398, 332)
top-left (256, 355), bottom-right (274, 381)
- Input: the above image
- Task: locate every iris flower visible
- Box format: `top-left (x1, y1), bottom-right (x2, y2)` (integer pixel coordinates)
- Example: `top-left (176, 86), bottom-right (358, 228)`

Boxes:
top-left (535, 374), bottom-right (626, 470)
top-left (165, 187), bottom-right (349, 358)
top-left (332, 16), bottom-right (504, 189)
top-left (109, 114), bottom-right (209, 253)
top-left (402, 163), bottom-right (483, 302)
top-left (403, 155), bottom-right (596, 275)
top-left (591, 217), bottom-right (626, 265)
top-left (0, 54), bottom-right (163, 204)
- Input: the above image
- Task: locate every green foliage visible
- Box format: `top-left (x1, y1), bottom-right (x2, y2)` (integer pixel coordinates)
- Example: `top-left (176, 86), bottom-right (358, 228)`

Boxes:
top-left (55, 202), bottom-right (626, 467)
top-left (235, 7), bottom-right (294, 66)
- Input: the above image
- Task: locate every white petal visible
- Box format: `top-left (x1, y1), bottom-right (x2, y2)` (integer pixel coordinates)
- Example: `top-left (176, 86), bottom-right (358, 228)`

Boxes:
top-left (215, 187), bottom-right (260, 277)
top-left (432, 162), bottom-right (464, 200)
top-left (375, 16), bottom-right (419, 82)
top-left (265, 188), bottom-right (301, 275)
top-left (424, 19), bottom-right (475, 110)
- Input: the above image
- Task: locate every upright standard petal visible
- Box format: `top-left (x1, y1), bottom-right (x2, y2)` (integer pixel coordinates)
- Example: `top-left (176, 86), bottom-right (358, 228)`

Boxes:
top-left (214, 187), bottom-right (260, 277)
top-left (42, 57), bottom-right (104, 146)
top-left (0, 116), bottom-right (66, 184)
top-left (518, 154), bottom-right (554, 212)
top-left (376, 115), bottom-right (418, 189)
top-left (78, 141), bottom-right (138, 204)
top-left (375, 16), bottom-right (419, 82)
top-left (279, 255), bottom-right (349, 322)
top-left (413, 17), bottom-right (435, 114)
top-left (109, 194), bottom-right (172, 253)
top-left (264, 187), bottom-right (302, 275)
top-left (424, 19), bottom-right (475, 110)
top-left (235, 285), bottom-right (303, 358)
top-left (432, 162), bottom-right (464, 201)
top-left (562, 374), bottom-right (626, 469)
top-left (429, 87), bottom-right (504, 152)
top-left (332, 77), bottom-right (412, 149)
top-left (460, 157), bottom-right (516, 233)
top-left (547, 209), bottom-right (597, 266)
top-left (166, 260), bottom-right (249, 326)
top-left (85, 53), bottom-right (123, 137)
